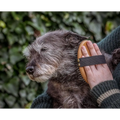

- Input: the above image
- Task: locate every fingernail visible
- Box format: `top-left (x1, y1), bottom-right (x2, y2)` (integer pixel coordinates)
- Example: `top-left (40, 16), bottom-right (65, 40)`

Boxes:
top-left (94, 43), bottom-right (97, 46)
top-left (93, 43), bottom-right (97, 47)
top-left (87, 41), bottom-right (92, 46)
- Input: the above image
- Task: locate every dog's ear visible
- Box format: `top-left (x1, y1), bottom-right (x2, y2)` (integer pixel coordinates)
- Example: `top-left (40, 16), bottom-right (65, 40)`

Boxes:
top-left (64, 31), bottom-right (88, 47)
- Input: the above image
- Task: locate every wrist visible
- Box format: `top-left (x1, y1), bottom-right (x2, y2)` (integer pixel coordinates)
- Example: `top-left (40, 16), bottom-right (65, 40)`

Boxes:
top-left (89, 79), bottom-right (113, 89)
top-left (90, 80), bottom-right (120, 107)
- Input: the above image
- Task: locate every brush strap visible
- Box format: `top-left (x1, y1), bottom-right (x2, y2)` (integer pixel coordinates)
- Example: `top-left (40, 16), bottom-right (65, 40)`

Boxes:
top-left (78, 55), bottom-right (106, 67)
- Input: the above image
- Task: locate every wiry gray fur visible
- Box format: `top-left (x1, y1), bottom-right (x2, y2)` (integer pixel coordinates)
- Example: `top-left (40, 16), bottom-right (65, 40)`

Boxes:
top-left (23, 30), bottom-right (120, 108)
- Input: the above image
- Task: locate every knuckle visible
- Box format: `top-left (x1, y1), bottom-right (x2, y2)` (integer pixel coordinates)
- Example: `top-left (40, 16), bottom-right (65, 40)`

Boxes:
top-left (83, 52), bottom-right (88, 57)
top-left (85, 67), bottom-right (90, 71)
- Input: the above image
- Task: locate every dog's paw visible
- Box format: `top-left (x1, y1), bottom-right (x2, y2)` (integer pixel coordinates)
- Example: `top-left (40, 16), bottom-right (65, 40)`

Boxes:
top-left (112, 48), bottom-right (120, 67)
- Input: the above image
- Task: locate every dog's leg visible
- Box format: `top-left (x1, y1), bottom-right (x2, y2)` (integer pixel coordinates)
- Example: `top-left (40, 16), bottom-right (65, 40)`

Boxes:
top-left (111, 48), bottom-right (120, 69)
top-left (102, 48), bottom-right (120, 72)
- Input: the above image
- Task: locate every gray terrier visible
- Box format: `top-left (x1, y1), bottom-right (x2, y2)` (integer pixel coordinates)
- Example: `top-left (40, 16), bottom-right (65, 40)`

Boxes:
top-left (23, 30), bottom-right (120, 108)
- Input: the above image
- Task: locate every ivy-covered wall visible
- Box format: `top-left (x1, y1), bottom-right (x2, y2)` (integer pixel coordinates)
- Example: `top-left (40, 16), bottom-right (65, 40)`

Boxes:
top-left (0, 12), bottom-right (120, 108)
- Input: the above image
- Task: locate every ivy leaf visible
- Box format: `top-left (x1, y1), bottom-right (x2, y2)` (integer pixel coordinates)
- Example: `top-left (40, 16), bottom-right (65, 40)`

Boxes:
top-left (27, 92), bottom-right (36, 101)
top-left (105, 21), bottom-right (114, 34)
top-left (25, 26), bottom-right (34, 35)
top-left (9, 47), bottom-right (23, 64)
top-left (10, 53), bottom-right (23, 64)
top-left (21, 76), bottom-right (30, 86)
top-left (19, 89), bottom-right (27, 98)
top-left (0, 33), bottom-right (4, 39)
top-left (1, 12), bottom-right (9, 22)
top-left (25, 102), bottom-right (32, 108)
top-left (0, 20), bottom-right (6, 28)
top-left (3, 77), bottom-right (19, 97)
top-left (89, 21), bottom-right (102, 41)
top-left (7, 34), bottom-right (17, 45)
top-left (5, 95), bottom-right (16, 107)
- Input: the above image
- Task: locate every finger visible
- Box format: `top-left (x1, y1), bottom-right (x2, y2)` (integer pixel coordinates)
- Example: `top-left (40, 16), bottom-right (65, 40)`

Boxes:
top-left (87, 41), bottom-right (97, 56)
top-left (93, 43), bottom-right (107, 68)
top-left (92, 43), bottom-right (103, 69)
top-left (84, 66), bottom-right (93, 82)
top-left (93, 43), bottom-right (102, 55)
top-left (81, 46), bottom-right (96, 72)
top-left (81, 46), bottom-right (89, 57)
top-left (82, 56), bottom-right (93, 83)
top-left (83, 41), bottom-right (97, 71)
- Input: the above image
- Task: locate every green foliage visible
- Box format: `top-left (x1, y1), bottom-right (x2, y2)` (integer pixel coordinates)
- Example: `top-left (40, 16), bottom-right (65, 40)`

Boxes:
top-left (0, 12), bottom-right (120, 108)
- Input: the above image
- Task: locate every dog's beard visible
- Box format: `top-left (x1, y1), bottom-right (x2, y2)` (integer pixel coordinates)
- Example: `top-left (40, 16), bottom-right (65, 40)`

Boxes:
top-left (27, 64), bottom-right (57, 83)
top-left (35, 75), bottom-right (51, 82)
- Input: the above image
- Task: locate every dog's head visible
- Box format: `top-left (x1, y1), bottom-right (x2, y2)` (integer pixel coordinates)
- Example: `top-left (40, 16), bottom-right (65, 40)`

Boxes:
top-left (23, 30), bottom-right (87, 83)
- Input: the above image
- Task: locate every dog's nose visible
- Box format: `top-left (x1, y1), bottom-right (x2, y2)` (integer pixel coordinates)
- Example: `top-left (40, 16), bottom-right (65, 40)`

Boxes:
top-left (26, 66), bottom-right (34, 74)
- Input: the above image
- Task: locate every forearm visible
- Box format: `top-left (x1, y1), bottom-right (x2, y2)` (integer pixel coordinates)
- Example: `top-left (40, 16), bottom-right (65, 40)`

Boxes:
top-left (91, 80), bottom-right (120, 108)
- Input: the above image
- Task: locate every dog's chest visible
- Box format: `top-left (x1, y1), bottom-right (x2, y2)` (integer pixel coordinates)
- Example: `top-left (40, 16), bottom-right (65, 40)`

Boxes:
top-left (47, 79), bottom-right (93, 108)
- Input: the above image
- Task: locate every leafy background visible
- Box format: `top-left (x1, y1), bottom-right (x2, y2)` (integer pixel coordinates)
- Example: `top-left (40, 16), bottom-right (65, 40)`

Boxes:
top-left (0, 12), bottom-right (120, 108)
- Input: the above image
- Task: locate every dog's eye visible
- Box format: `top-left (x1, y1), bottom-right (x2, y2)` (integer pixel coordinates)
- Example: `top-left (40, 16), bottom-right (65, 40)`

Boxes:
top-left (41, 47), bottom-right (47, 52)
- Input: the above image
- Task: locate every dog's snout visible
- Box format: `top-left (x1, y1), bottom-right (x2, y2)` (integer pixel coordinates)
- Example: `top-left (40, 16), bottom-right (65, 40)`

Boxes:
top-left (26, 66), bottom-right (34, 74)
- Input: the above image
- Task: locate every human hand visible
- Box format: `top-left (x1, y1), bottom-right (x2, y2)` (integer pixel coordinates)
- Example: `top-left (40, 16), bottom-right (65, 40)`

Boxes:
top-left (81, 41), bottom-right (113, 89)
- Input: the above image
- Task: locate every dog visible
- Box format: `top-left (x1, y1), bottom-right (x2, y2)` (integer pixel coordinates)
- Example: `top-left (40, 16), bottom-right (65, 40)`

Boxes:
top-left (23, 30), bottom-right (120, 108)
